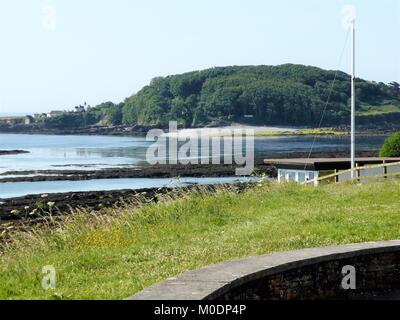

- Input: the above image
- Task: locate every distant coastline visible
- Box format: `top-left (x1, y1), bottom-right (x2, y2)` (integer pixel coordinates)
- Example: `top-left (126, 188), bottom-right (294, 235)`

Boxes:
top-left (0, 124), bottom-right (153, 137)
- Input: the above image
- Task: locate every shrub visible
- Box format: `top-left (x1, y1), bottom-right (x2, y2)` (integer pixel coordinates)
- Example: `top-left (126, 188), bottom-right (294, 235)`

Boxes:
top-left (380, 132), bottom-right (400, 157)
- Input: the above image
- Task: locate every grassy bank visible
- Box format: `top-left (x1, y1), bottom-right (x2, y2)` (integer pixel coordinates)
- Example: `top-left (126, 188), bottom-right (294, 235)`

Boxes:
top-left (358, 102), bottom-right (400, 116)
top-left (1, 179), bottom-right (399, 300)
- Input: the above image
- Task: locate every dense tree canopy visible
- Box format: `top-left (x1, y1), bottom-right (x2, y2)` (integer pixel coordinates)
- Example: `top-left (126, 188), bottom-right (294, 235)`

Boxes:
top-left (389, 81), bottom-right (400, 99)
top-left (121, 64), bottom-right (397, 127)
top-left (98, 102), bottom-right (124, 125)
top-left (44, 112), bottom-right (99, 129)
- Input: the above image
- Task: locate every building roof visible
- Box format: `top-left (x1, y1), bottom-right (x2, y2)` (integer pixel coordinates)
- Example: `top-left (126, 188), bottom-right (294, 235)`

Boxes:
top-left (264, 158), bottom-right (400, 171)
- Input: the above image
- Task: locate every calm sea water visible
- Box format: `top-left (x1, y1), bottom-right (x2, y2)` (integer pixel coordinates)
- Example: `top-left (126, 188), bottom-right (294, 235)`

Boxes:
top-left (0, 133), bottom-right (387, 198)
top-left (0, 134), bottom-right (150, 173)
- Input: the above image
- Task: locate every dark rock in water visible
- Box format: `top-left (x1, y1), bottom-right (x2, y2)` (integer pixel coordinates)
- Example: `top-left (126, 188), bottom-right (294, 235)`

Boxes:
top-left (0, 161), bottom-right (276, 183)
top-left (0, 150), bottom-right (29, 156)
top-left (0, 188), bottom-right (161, 222)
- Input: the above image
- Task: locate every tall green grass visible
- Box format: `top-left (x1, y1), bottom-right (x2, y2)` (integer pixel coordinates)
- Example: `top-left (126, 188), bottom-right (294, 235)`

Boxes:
top-left (1, 180), bottom-right (399, 300)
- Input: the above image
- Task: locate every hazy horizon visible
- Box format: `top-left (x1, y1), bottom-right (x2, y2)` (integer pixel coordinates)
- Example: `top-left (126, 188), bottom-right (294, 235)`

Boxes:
top-left (0, 0), bottom-right (399, 114)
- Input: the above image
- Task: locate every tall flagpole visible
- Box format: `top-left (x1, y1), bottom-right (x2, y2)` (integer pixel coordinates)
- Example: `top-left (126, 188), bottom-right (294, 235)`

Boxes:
top-left (350, 18), bottom-right (356, 178)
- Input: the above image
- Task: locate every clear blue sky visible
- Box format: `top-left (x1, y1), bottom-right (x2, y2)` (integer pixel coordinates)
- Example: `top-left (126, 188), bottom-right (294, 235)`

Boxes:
top-left (0, 0), bottom-right (398, 114)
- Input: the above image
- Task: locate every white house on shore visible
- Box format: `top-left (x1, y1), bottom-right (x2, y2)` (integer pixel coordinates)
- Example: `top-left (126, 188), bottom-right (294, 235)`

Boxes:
top-left (45, 102), bottom-right (91, 118)
top-left (24, 115), bottom-right (34, 124)
top-left (47, 110), bottom-right (66, 118)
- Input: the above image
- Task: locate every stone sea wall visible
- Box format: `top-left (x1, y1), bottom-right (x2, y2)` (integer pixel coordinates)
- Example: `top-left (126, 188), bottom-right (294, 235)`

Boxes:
top-left (130, 241), bottom-right (400, 300)
top-left (220, 251), bottom-right (400, 300)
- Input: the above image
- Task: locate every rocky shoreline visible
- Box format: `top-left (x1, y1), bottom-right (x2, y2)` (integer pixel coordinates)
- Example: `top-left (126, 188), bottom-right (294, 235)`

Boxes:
top-left (0, 124), bottom-right (162, 137)
top-left (0, 187), bottom-right (180, 223)
top-left (0, 184), bottom-right (255, 245)
top-left (0, 160), bottom-right (273, 223)
top-left (0, 151), bottom-right (378, 221)
top-left (0, 183), bottom-right (262, 248)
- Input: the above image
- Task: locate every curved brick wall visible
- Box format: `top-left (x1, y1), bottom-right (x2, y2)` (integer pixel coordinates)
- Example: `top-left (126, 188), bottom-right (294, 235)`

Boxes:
top-left (129, 241), bottom-right (400, 300)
